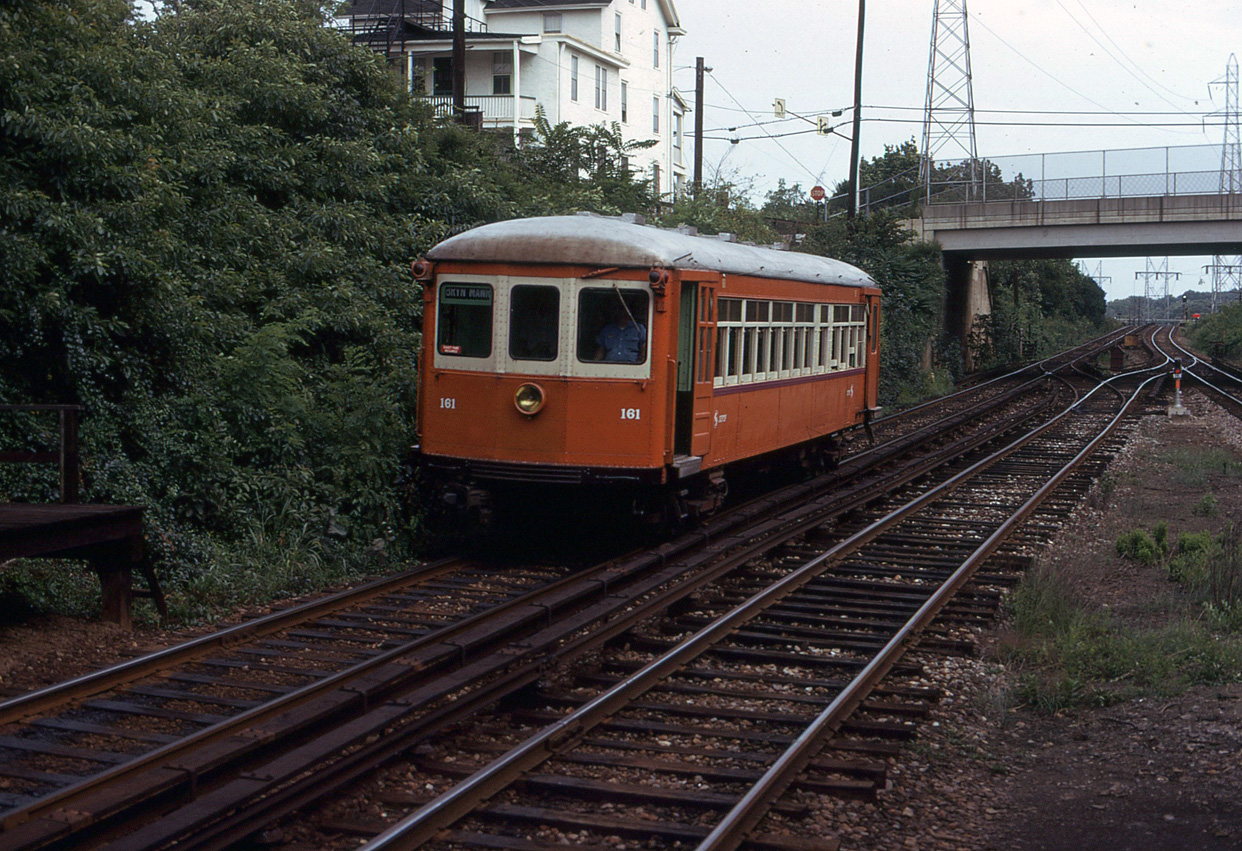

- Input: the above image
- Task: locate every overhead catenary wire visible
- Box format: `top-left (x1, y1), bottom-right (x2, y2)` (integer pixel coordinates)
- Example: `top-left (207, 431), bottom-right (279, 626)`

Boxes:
top-left (705, 71), bottom-right (828, 187)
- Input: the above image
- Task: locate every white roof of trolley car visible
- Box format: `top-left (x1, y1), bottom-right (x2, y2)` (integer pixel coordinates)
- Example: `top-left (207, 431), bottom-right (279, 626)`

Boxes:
top-left (426, 214), bottom-right (879, 289)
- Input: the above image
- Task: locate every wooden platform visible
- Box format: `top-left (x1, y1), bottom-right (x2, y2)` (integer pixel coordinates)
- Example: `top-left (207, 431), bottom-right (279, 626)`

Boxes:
top-left (0, 504), bottom-right (162, 627)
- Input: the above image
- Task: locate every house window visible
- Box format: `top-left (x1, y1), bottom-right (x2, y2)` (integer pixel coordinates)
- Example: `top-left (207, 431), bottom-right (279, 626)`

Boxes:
top-left (641, 0), bottom-right (646, 7)
top-left (652, 95), bottom-right (659, 133)
top-left (652, 31), bottom-right (659, 67)
top-left (674, 112), bottom-right (682, 157)
top-left (594, 64), bottom-right (608, 110)
top-left (492, 52), bottom-right (512, 96)
top-left (653, 163), bottom-right (661, 196)
top-left (571, 55), bottom-right (579, 101)
top-left (542, 12), bottom-right (561, 32)
top-left (432, 58), bottom-right (453, 96)
top-left (615, 13), bottom-right (622, 52)
top-left (621, 81), bottom-right (628, 123)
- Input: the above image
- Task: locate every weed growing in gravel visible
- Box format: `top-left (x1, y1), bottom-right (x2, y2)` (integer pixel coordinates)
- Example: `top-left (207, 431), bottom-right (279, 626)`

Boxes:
top-left (1193, 493), bottom-right (1219, 517)
top-left (1160, 525), bottom-right (1242, 631)
top-left (995, 562), bottom-right (1242, 711)
top-left (1159, 446), bottom-right (1242, 488)
top-left (1115, 527), bottom-right (1165, 566)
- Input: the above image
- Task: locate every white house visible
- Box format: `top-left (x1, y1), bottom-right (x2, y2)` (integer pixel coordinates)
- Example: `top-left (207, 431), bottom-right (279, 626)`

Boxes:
top-left (344, 0), bottom-right (689, 199)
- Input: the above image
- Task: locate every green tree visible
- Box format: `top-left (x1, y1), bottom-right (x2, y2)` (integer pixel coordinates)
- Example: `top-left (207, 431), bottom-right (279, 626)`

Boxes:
top-left (977, 260), bottom-right (1107, 366)
top-left (505, 108), bottom-right (657, 216)
top-left (0, 0), bottom-right (477, 614)
top-left (653, 173), bottom-right (778, 244)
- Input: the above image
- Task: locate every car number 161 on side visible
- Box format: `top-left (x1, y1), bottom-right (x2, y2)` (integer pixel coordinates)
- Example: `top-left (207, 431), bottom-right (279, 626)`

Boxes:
top-left (621, 407), bottom-right (642, 420)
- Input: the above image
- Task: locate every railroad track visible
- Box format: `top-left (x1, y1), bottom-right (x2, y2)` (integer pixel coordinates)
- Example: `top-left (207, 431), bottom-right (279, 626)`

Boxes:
top-left (339, 358), bottom-right (1168, 851)
top-left (1157, 325), bottom-right (1242, 418)
top-left (0, 329), bottom-right (1164, 851)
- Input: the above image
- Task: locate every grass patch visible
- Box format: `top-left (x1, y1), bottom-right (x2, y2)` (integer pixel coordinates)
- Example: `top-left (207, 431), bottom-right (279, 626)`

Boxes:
top-left (1158, 446), bottom-right (1242, 488)
top-left (1193, 493), bottom-right (1219, 517)
top-left (164, 508), bottom-right (382, 624)
top-left (1115, 525), bottom-right (1167, 566)
top-left (995, 562), bottom-right (1242, 711)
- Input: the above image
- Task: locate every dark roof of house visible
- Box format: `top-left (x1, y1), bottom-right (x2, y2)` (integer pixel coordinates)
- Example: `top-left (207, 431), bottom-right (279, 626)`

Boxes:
top-left (487, 0), bottom-right (612, 9)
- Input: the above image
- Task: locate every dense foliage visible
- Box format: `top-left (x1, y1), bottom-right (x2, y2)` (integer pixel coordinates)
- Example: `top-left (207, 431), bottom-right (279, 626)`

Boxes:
top-left (1187, 301), bottom-right (1242, 360)
top-left (0, 0), bottom-right (1111, 621)
top-left (973, 260), bottom-right (1108, 367)
top-left (0, 0), bottom-right (453, 616)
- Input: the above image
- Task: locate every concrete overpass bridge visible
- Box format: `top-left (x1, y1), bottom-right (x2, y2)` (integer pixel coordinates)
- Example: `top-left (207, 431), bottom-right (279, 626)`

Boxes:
top-left (906, 143), bottom-right (1242, 344)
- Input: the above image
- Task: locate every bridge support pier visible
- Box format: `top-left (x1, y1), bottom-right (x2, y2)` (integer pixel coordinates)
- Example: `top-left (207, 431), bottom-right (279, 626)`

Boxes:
top-left (944, 256), bottom-right (992, 371)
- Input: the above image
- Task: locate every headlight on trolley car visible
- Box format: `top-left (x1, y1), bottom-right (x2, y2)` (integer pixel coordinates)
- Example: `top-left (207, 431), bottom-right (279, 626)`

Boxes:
top-left (514, 383), bottom-right (546, 416)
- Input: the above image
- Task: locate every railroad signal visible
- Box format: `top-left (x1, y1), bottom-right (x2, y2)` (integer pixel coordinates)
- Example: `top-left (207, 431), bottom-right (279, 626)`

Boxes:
top-left (773, 98), bottom-right (786, 118)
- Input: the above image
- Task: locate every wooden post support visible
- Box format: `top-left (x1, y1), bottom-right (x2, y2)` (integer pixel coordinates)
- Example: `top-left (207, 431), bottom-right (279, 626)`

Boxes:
top-left (60, 407), bottom-right (80, 504)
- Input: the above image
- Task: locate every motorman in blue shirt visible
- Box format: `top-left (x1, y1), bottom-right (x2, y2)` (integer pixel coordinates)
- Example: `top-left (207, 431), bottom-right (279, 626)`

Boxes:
top-left (595, 301), bottom-right (647, 363)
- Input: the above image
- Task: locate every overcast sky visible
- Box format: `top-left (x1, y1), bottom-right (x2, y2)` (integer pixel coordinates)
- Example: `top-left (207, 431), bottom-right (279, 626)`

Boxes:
top-left (668, 0), bottom-right (1242, 303)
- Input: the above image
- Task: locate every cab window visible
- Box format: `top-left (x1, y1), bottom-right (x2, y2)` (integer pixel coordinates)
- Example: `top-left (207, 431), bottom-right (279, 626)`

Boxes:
top-left (437, 283), bottom-right (493, 358)
top-left (509, 285), bottom-right (560, 361)
top-left (577, 288), bottom-right (649, 364)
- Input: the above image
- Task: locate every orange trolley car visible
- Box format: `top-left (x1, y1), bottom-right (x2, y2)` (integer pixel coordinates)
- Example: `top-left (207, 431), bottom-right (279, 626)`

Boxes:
top-left (414, 214), bottom-right (881, 524)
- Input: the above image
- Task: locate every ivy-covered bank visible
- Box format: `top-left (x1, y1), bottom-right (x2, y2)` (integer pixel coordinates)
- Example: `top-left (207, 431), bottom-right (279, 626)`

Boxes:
top-left (0, 0), bottom-right (1109, 623)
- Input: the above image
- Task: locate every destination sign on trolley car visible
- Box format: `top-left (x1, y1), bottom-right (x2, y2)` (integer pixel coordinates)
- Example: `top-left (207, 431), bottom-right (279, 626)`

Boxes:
top-left (440, 284), bottom-right (493, 305)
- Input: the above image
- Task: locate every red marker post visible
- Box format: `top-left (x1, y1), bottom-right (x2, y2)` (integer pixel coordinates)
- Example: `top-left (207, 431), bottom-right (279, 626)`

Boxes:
top-left (1169, 359), bottom-right (1188, 417)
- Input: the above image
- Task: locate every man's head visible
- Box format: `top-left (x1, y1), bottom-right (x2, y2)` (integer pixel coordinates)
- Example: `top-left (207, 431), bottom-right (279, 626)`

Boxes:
top-left (610, 301), bottom-right (631, 327)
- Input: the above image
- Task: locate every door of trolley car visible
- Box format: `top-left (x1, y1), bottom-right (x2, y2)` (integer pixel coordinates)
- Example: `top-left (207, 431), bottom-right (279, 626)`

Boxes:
top-left (674, 275), bottom-right (717, 457)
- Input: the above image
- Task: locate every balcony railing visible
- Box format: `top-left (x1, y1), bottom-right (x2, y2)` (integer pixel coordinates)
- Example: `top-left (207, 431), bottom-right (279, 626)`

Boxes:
top-left (420, 94), bottom-right (538, 124)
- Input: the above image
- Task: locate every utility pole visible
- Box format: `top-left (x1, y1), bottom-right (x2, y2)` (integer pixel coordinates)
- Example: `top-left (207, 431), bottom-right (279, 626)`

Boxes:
top-left (452, 0), bottom-right (466, 118)
top-left (694, 57), bottom-right (706, 196)
top-left (846, 0), bottom-right (865, 219)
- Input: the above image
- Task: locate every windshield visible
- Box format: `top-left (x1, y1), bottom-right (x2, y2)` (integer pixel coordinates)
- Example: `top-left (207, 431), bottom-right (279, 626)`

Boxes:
top-left (437, 283), bottom-right (493, 358)
top-left (509, 285), bottom-right (560, 361)
top-left (577, 288), bottom-right (649, 364)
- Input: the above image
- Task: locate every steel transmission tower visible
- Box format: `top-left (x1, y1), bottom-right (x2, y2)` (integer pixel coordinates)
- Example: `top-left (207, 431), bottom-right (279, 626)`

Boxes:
top-left (1135, 258), bottom-right (1180, 323)
top-left (1209, 54), bottom-right (1242, 310)
top-left (920, 0), bottom-right (979, 200)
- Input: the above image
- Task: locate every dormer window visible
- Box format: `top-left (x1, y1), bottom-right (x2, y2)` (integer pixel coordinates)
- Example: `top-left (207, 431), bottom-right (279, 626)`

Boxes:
top-left (543, 12), bottom-right (561, 33)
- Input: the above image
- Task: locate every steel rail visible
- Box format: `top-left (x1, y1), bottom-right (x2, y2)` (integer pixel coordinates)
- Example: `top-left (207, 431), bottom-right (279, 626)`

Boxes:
top-left (0, 556), bottom-right (467, 727)
top-left (0, 367), bottom-right (1070, 850)
top-left (97, 385), bottom-right (1064, 851)
top-left (359, 361), bottom-right (1162, 851)
top-left (695, 368), bottom-right (1168, 851)
top-left (0, 551), bottom-right (654, 837)
top-left (1160, 330), bottom-right (1242, 407)
top-left (871, 324), bottom-right (1135, 427)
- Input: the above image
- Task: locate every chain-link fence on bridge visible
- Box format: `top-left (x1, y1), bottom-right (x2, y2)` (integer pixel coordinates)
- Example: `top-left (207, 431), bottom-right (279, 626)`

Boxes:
top-left (926, 143), bottom-right (1234, 205)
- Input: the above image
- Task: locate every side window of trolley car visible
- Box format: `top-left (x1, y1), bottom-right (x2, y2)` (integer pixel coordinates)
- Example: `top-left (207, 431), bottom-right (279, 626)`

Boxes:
top-left (578, 288), bottom-right (650, 365)
top-left (509, 285), bottom-right (560, 361)
top-left (437, 283), bottom-right (493, 358)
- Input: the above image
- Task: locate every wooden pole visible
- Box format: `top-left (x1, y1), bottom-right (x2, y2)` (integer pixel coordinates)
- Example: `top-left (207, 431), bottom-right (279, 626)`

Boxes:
top-left (59, 407), bottom-right (80, 505)
top-left (847, 0), bottom-right (865, 219)
top-left (694, 56), bottom-right (705, 195)
top-left (452, 0), bottom-right (465, 118)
